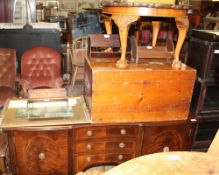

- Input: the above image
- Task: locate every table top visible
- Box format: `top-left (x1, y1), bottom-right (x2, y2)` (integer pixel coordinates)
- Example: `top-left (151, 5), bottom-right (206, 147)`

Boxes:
top-left (102, 2), bottom-right (190, 17)
top-left (104, 151), bottom-right (219, 175)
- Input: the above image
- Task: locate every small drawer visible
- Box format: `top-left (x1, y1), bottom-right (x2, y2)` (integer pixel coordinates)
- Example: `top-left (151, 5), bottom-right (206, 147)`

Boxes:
top-left (105, 153), bottom-right (134, 163)
top-left (74, 127), bottom-right (106, 140)
top-left (74, 154), bottom-right (105, 172)
top-left (74, 141), bottom-right (105, 153)
top-left (106, 140), bottom-right (136, 153)
top-left (107, 126), bottom-right (138, 137)
top-left (74, 153), bottom-right (134, 173)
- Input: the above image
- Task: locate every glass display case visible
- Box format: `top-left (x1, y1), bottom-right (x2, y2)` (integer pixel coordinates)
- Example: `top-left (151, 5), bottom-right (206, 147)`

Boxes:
top-left (1, 96), bottom-right (90, 128)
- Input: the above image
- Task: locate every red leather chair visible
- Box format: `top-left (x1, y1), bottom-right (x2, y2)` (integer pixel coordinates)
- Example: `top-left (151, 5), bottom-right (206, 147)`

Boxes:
top-left (0, 48), bottom-right (17, 107)
top-left (20, 46), bottom-right (64, 97)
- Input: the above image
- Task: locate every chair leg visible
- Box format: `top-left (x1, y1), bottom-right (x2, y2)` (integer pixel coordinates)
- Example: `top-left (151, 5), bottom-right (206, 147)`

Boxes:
top-left (152, 21), bottom-right (161, 47)
top-left (71, 65), bottom-right (78, 91)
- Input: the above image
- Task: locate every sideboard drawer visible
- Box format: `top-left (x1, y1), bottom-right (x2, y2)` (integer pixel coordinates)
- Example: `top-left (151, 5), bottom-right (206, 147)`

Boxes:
top-left (105, 153), bottom-right (134, 162)
top-left (74, 125), bottom-right (139, 141)
top-left (105, 140), bottom-right (136, 152)
top-left (74, 153), bottom-right (134, 172)
top-left (74, 140), bottom-right (136, 154)
top-left (74, 154), bottom-right (104, 170)
top-left (74, 141), bottom-right (105, 153)
top-left (106, 126), bottom-right (138, 137)
top-left (74, 127), bottom-right (106, 140)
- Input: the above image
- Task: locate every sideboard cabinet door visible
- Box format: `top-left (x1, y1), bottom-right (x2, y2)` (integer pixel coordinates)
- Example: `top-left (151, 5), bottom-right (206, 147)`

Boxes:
top-left (141, 122), bottom-right (195, 154)
top-left (8, 130), bottom-right (69, 175)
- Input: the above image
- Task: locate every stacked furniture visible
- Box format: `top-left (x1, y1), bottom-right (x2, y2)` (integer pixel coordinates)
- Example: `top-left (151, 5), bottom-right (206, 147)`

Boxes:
top-left (1, 4), bottom-right (198, 175)
top-left (186, 30), bottom-right (219, 151)
top-left (1, 37), bottom-right (197, 175)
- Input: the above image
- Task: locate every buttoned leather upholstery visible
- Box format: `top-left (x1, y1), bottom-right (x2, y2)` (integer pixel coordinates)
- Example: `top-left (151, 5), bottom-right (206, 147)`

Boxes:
top-left (20, 46), bottom-right (64, 97)
top-left (0, 48), bottom-right (16, 107)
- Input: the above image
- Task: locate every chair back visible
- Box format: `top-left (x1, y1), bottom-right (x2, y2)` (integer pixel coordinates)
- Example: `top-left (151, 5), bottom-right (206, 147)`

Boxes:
top-left (68, 36), bottom-right (88, 87)
top-left (70, 36), bottom-right (89, 66)
top-left (0, 48), bottom-right (16, 88)
top-left (21, 46), bottom-right (63, 94)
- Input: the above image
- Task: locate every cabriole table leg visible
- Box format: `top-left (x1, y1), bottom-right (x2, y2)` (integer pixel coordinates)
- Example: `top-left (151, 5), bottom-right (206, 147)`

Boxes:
top-left (173, 16), bottom-right (189, 69)
top-left (112, 15), bottom-right (139, 68)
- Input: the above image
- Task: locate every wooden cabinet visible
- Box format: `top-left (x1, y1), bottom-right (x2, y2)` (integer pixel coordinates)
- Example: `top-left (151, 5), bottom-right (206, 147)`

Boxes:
top-left (187, 30), bottom-right (219, 117)
top-left (186, 30), bottom-right (219, 151)
top-left (6, 121), bottom-right (195, 174)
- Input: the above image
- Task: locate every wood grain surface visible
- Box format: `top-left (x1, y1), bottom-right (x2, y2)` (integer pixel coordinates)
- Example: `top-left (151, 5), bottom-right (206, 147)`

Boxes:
top-left (85, 57), bottom-right (196, 123)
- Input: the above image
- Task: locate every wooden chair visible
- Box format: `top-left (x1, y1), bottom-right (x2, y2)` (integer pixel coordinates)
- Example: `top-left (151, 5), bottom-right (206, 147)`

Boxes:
top-left (0, 48), bottom-right (17, 108)
top-left (0, 50), bottom-right (15, 173)
top-left (68, 36), bottom-right (89, 88)
top-left (20, 46), bottom-right (64, 97)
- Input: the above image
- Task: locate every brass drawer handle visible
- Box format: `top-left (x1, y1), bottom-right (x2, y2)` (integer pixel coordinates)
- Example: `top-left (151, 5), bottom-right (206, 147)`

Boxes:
top-left (120, 129), bottom-right (126, 135)
top-left (118, 154), bottom-right (123, 160)
top-left (163, 146), bottom-right (170, 152)
top-left (119, 142), bottom-right (125, 148)
top-left (86, 156), bottom-right (91, 162)
top-left (38, 152), bottom-right (46, 160)
top-left (87, 130), bottom-right (93, 137)
top-left (86, 144), bottom-right (92, 150)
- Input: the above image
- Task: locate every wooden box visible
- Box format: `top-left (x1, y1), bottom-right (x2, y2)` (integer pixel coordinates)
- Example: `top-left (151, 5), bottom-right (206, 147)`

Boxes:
top-left (84, 57), bottom-right (196, 123)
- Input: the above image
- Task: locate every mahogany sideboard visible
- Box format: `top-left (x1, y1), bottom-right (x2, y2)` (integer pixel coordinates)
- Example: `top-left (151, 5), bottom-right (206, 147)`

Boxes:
top-left (5, 120), bottom-right (195, 175)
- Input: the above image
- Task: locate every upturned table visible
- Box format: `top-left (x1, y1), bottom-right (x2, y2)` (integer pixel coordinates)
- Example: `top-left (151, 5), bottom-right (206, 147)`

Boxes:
top-left (102, 3), bottom-right (190, 69)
